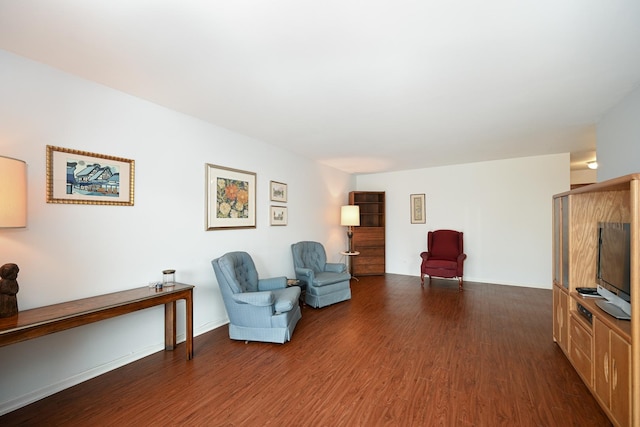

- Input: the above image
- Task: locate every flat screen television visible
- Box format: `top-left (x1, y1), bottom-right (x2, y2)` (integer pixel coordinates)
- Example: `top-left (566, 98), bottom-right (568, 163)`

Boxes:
top-left (595, 222), bottom-right (631, 320)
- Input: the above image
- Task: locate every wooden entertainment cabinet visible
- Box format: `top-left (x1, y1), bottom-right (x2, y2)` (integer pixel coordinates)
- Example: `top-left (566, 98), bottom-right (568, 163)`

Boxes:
top-left (553, 174), bottom-right (639, 427)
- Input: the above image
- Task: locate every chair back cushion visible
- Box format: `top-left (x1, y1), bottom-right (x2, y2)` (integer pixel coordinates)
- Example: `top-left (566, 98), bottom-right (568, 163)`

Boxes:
top-left (216, 251), bottom-right (259, 293)
top-left (429, 230), bottom-right (462, 260)
top-left (291, 241), bottom-right (327, 273)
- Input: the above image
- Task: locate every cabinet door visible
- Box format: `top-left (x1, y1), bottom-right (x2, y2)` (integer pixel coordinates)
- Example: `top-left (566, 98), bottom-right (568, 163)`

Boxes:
top-left (553, 198), bottom-right (561, 286)
top-left (609, 331), bottom-right (631, 427)
top-left (594, 318), bottom-right (611, 406)
top-left (594, 318), bottom-right (631, 427)
top-left (553, 196), bottom-right (570, 289)
top-left (553, 287), bottom-right (569, 352)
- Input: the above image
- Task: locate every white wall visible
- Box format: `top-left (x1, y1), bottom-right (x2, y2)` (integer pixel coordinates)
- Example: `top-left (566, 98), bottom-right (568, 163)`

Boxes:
top-left (571, 169), bottom-right (597, 186)
top-left (356, 154), bottom-right (569, 288)
top-left (597, 85), bottom-right (640, 181)
top-left (0, 50), bottom-right (352, 414)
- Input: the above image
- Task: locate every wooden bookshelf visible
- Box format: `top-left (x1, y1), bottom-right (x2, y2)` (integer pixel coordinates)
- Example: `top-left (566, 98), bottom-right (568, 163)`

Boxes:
top-left (349, 191), bottom-right (385, 275)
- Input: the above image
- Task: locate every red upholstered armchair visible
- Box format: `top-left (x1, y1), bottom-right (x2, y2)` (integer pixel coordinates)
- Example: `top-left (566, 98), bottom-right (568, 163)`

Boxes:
top-left (420, 230), bottom-right (467, 291)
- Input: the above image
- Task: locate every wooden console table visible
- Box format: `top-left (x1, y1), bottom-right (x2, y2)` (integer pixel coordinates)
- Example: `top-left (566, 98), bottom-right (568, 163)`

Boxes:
top-left (0, 283), bottom-right (194, 360)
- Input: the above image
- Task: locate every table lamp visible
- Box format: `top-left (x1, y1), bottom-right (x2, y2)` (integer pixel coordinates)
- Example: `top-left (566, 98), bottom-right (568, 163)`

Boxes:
top-left (0, 155), bottom-right (27, 317)
top-left (340, 205), bottom-right (360, 253)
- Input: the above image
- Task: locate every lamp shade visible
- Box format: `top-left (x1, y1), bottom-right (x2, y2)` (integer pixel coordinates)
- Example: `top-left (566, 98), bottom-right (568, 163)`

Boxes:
top-left (0, 156), bottom-right (27, 228)
top-left (341, 205), bottom-right (360, 227)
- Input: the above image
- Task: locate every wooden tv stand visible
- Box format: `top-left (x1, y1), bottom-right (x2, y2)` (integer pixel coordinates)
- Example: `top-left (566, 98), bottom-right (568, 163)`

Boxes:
top-left (553, 174), bottom-right (639, 427)
top-left (0, 283), bottom-right (194, 360)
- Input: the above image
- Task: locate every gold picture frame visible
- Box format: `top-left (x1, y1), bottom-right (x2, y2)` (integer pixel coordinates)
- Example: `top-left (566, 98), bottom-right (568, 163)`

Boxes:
top-left (206, 163), bottom-right (256, 230)
top-left (46, 145), bottom-right (135, 206)
top-left (410, 193), bottom-right (426, 224)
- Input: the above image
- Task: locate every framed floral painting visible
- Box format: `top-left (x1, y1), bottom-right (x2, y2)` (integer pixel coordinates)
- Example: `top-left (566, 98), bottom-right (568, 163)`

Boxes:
top-left (206, 164), bottom-right (256, 230)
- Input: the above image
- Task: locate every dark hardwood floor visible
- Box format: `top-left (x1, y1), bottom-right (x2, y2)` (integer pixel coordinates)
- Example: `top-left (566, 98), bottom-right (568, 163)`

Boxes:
top-left (1, 274), bottom-right (611, 426)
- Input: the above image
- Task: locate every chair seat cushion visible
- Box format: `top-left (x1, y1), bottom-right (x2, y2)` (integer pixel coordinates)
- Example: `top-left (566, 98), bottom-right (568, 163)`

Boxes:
top-left (424, 259), bottom-right (457, 269)
top-left (272, 287), bottom-right (300, 313)
top-left (314, 271), bottom-right (351, 286)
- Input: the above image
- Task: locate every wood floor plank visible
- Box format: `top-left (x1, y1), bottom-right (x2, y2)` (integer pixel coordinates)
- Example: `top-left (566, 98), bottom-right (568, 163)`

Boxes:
top-left (0, 274), bottom-right (612, 426)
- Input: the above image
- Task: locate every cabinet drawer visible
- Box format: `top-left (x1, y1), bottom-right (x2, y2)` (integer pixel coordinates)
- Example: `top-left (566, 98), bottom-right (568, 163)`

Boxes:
top-left (353, 228), bottom-right (384, 247)
top-left (354, 261), bottom-right (384, 272)
top-left (570, 316), bottom-right (592, 357)
top-left (570, 344), bottom-right (593, 386)
top-left (354, 265), bottom-right (385, 275)
top-left (356, 247), bottom-right (384, 257)
top-left (353, 257), bottom-right (384, 275)
top-left (569, 315), bottom-right (592, 386)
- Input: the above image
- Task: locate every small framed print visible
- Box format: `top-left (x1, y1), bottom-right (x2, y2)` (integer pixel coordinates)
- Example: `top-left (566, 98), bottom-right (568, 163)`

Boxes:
top-left (206, 163), bottom-right (256, 230)
top-left (46, 145), bottom-right (135, 206)
top-left (410, 194), bottom-right (426, 224)
top-left (270, 205), bottom-right (288, 226)
top-left (270, 181), bottom-right (287, 203)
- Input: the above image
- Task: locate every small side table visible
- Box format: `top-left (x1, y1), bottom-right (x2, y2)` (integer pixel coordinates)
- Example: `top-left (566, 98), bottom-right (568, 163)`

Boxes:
top-left (340, 251), bottom-right (360, 281)
top-left (287, 279), bottom-right (307, 307)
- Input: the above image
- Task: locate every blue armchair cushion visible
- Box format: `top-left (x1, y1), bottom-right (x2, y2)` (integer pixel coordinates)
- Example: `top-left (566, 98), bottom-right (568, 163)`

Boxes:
top-left (232, 291), bottom-right (274, 306)
top-left (314, 271), bottom-right (351, 286)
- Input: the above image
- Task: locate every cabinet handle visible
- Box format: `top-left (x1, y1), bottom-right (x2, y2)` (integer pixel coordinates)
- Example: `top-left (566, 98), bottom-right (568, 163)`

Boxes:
top-left (559, 306), bottom-right (563, 326)
top-left (604, 352), bottom-right (609, 383)
top-left (612, 358), bottom-right (617, 390)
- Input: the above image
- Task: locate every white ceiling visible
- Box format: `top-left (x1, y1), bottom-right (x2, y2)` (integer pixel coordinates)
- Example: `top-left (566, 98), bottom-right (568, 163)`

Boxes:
top-left (1, 1), bottom-right (639, 174)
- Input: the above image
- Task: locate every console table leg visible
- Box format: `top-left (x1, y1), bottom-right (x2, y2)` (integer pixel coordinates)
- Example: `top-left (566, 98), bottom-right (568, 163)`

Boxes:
top-left (186, 291), bottom-right (193, 360)
top-left (164, 301), bottom-right (177, 351)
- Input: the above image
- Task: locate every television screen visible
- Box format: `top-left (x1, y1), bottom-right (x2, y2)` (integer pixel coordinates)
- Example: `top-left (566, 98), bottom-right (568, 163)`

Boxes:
top-left (597, 222), bottom-right (631, 302)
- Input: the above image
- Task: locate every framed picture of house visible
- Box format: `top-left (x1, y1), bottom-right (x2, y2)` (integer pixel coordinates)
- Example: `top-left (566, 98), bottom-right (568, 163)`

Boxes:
top-left (270, 181), bottom-right (287, 203)
top-left (270, 205), bottom-right (288, 226)
top-left (46, 145), bottom-right (135, 206)
top-left (206, 163), bottom-right (256, 230)
top-left (410, 193), bottom-right (426, 224)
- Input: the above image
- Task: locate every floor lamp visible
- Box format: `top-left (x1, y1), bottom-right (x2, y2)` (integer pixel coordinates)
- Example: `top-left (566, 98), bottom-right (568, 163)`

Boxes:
top-left (340, 205), bottom-right (360, 253)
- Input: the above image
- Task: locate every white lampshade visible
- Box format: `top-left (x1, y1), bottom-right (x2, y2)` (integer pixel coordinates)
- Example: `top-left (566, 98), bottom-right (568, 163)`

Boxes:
top-left (0, 156), bottom-right (27, 228)
top-left (341, 205), bottom-right (360, 227)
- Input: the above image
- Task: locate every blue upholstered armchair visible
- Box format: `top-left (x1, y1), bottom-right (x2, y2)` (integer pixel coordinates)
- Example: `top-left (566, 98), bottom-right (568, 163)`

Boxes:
top-left (212, 251), bottom-right (302, 343)
top-left (291, 241), bottom-right (351, 308)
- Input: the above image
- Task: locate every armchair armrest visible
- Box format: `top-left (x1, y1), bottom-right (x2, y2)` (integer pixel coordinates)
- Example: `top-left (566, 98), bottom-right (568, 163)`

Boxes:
top-left (457, 253), bottom-right (467, 264)
top-left (232, 291), bottom-right (275, 307)
top-left (258, 276), bottom-right (287, 291)
top-left (325, 262), bottom-right (346, 273)
top-left (420, 251), bottom-right (431, 261)
top-left (295, 267), bottom-right (314, 281)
